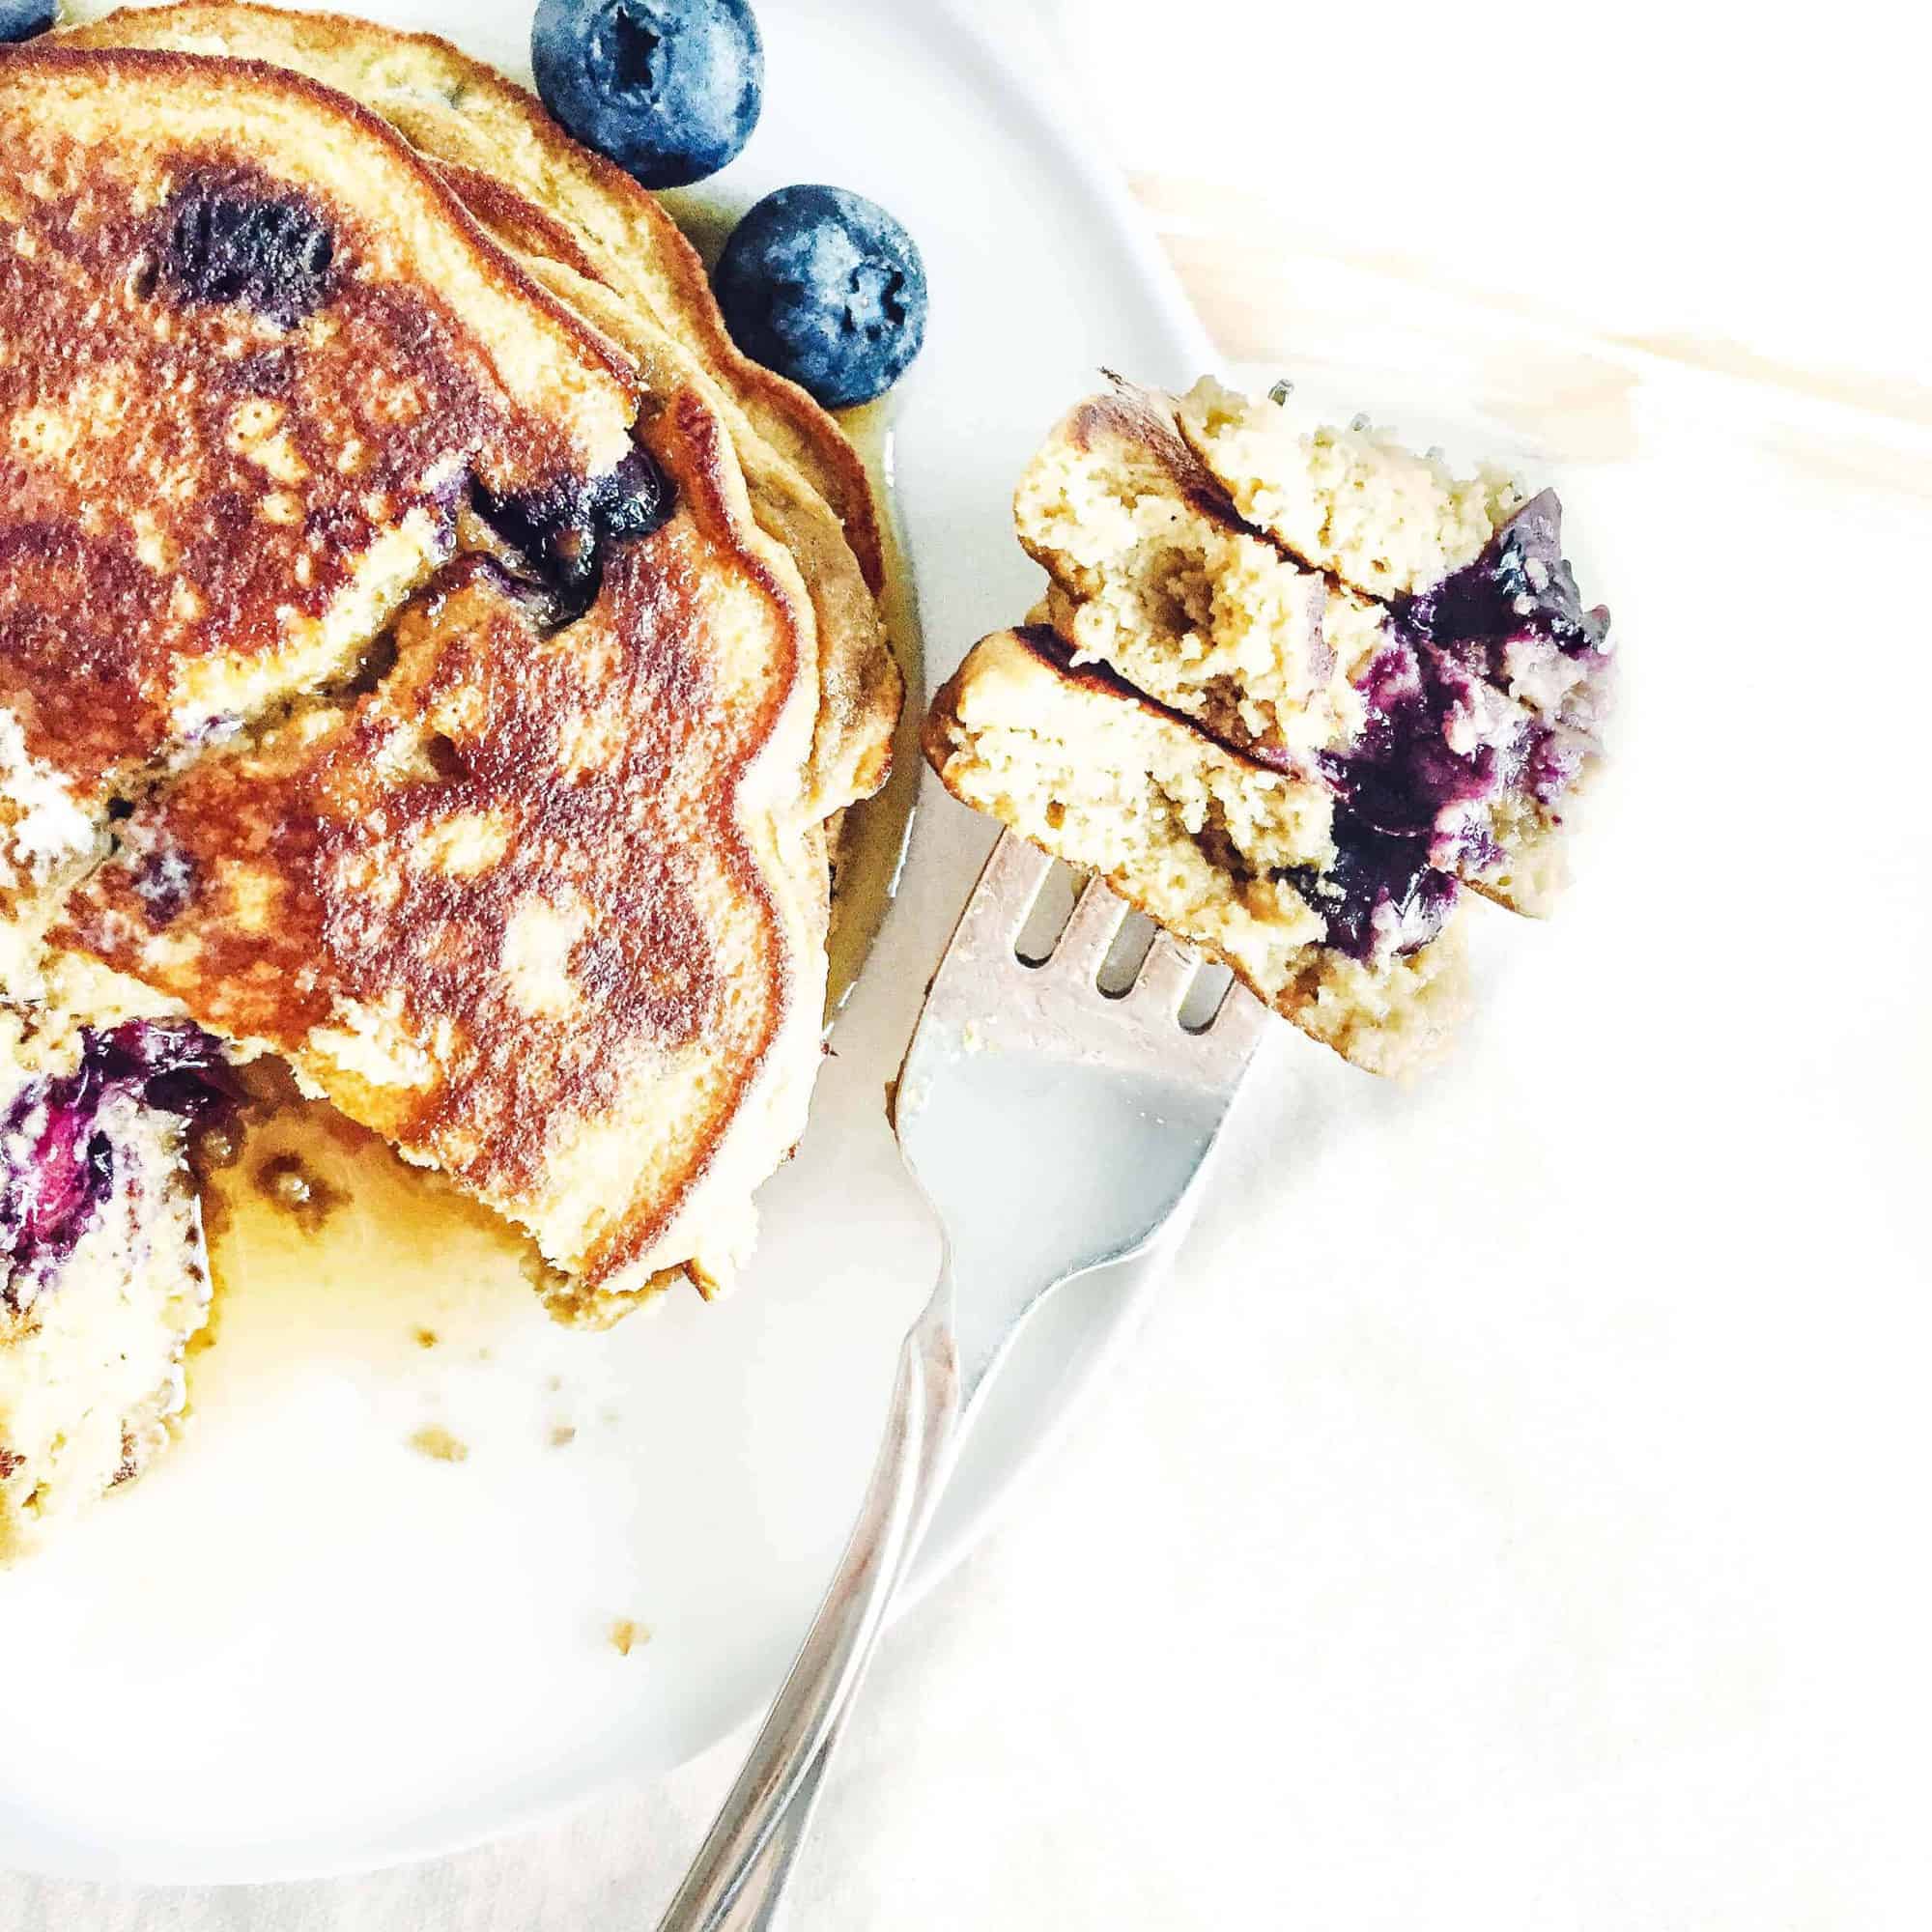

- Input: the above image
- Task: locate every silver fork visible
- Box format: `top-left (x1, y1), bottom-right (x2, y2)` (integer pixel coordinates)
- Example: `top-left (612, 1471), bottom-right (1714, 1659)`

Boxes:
top-left (656, 829), bottom-right (1267, 1930)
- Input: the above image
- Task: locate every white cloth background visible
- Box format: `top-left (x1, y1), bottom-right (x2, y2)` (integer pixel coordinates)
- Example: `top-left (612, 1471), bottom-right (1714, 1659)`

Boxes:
top-left (6, 0), bottom-right (1926, 1924)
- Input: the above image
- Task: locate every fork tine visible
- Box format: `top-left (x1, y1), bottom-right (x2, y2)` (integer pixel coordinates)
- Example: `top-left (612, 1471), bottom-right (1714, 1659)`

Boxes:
top-left (1206, 982), bottom-right (1271, 1056)
top-left (946, 831), bottom-right (1055, 962)
top-left (1126, 932), bottom-right (1198, 1014)
top-left (1049, 875), bottom-right (1128, 981)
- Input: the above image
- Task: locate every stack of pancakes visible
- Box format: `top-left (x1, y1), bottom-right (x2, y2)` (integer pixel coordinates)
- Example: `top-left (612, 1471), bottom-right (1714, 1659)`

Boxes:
top-left (925, 378), bottom-right (1611, 1074)
top-left (0, 6), bottom-right (897, 1548)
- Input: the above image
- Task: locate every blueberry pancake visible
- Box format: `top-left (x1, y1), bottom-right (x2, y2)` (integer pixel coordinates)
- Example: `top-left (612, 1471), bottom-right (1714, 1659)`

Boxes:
top-left (57, 457), bottom-right (825, 1321)
top-left (928, 381), bottom-right (1613, 1072)
top-left (60, 0), bottom-right (903, 823)
top-left (0, 45), bottom-right (825, 1544)
top-left (923, 627), bottom-right (1469, 1074)
top-left (1016, 381), bottom-right (1610, 913)
top-left (0, 41), bottom-right (637, 965)
top-left (1175, 379), bottom-right (1613, 737)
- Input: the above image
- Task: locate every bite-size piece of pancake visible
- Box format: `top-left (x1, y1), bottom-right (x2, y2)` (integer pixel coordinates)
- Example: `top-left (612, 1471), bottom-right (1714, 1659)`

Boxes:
top-left (0, 1011), bottom-right (230, 1557)
top-left (1174, 378), bottom-right (1614, 738)
top-left (1016, 383), bottom-right (1609, 913)
top-left (59, 0), bottom-right (902, 824)
top-left (923, 628), bottom-right (1468, 1076)
top-left (0, 43), bottom-right (829, 1545)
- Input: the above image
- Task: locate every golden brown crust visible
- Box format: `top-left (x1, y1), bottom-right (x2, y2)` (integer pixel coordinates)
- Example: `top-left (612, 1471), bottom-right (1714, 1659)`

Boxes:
top-left (60, 388), bottom-right (810, 1293)
top-left (60, 2), bottom-right (903, 823)
top-left (506, 252), bottom-right (900, 817)
top-left (0, 43), bottom-right (639, 797)
top-left (1, 44), bottom-right (827, 1304)
top-left (4, 43), bottom-right (641, 405)
top-left (429, 159), bottom-right (603, 282)
top-left (60, 2), bottom-right (882, 583)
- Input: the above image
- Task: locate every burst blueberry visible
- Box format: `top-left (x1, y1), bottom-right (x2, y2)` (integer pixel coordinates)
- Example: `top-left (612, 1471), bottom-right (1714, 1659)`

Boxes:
top-left (161, 180), bottom-right (335, 327)
top-left (1, 1023), bottom-right (229, 1294)
top-left (1282, 816), bottom-right (1456, 963)
top-left (532, 0), bottom-right (763, 189)
top-left (473, 447), bottom-right (674, 617)
top-left (713, 185), bottom-right (927, 410)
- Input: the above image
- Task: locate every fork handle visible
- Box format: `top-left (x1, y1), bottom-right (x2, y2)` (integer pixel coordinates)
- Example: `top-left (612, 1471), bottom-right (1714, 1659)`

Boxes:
top-left (655, 1281), bottom-right (961, 1932)
top-left (700, 1729), bottom-right (838, 1931)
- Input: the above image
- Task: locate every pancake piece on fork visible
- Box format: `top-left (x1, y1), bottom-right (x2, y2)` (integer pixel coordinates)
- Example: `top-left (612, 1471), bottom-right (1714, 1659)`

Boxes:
top-left (926, 379), bottom-right (1614, 1074)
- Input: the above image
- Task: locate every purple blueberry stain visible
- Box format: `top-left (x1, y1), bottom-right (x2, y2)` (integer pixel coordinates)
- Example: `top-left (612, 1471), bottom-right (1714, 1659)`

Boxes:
top-left (1283, 489), bottom-right (1608, 923)
top-left (130, 843), bottom-right (196, 925)
top-left (1317, 643), bottom-right (1502, 855)
top-left (1282, 812), bottom-right (1457, 963)
top-left (472, 444), bottom-right (674, 617)
top-left (1396, 491), bottom-right (1613, 732)
top-left (158, 177), bottom-right (335, 327)
top-left (1, 1022), bottom-right (232, 1306)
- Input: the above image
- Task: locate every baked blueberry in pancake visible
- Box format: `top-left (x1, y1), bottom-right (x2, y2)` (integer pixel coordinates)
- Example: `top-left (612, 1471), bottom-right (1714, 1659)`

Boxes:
top-left (1015, 381), bottom-right (1608, 914)
top-left (1175, 378), bottom-right (1613, 738)
top-left (59, 396), bottom-right (826, 1321)
top-left (0, 42), bottom-right (639, 948)
top-left (0, 1012), bottom-right (229, 1556)
top-left (923, 628), bottom-right (1470, 1075)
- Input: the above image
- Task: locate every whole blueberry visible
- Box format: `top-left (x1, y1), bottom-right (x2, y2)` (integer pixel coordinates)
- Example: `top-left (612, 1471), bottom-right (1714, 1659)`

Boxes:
top-left (713, 185), bottom-right (927, 410)
top-left (0, 0), bottom-right (54, 42)
top-left (531, 0), bottom-right (763, 190)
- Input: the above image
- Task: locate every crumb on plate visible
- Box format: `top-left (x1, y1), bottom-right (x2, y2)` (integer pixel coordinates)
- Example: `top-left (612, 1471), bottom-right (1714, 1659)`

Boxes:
top-left (408, 1425), bottom-right (469, 1463)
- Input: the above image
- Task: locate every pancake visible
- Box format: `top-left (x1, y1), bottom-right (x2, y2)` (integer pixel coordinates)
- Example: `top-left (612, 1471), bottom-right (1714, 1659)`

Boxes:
top-left (0, 38), bottom-right (639, 948)
top-left (925, 377), bottom-right (1614, 1073)
top-left (0, 40), bottom-right (831, 1549)
top-left (923, 627), bottom-right (1469, 1075)
top-left (1014, 382), bottom-right (1605, 914)
top-left (59, 0), bottom-right (903, 822)
top-left (57, 438), bottom-right (826, 1315)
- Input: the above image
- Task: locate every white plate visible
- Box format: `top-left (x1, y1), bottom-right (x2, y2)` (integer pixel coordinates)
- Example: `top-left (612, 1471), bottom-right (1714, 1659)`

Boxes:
top-left (0, 0), bottom-right (1210, 1883)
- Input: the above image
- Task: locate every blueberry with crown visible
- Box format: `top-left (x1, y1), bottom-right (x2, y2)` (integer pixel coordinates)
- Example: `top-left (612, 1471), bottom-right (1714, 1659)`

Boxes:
top-left (714, 185), bottom-right (927, 409)
top-left (532, 0), bottom-right (763, 188)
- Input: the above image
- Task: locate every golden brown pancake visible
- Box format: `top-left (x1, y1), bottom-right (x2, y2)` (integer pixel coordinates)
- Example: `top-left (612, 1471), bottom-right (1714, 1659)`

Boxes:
top-left (923, 627), bottom-right (1469, 1076)
top-left (0, 39), bottom-right (635, 916)
top-left (0, 43), bottom-right (825, 1314)
top-left (59, 0), bottom-right (903, 820)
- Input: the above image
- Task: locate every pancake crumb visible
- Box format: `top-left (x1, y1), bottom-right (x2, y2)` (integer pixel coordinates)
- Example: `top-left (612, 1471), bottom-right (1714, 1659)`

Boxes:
top-left (550, 1423), bottom-right (577, 1447)
top-left (609, 1618), bottom-right (648, 1656)
top-left (409, 1425), bottom-right (469, 1463)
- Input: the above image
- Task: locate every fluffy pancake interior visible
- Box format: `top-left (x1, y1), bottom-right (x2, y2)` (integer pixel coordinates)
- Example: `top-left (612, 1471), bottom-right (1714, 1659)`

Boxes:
top-left (923, 629), bottom-right (1468, 1076)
